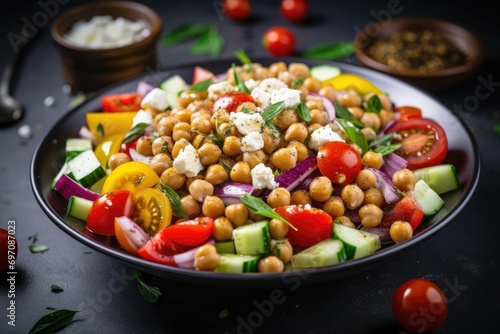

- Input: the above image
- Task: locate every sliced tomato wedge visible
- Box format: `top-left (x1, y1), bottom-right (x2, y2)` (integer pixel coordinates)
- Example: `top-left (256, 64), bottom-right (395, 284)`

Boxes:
top-left (86, 190), bottom-right (133, 236)
top-left (385, 118), bottom-right (448, 169)
top-left (132, 188), bottom-right (172, 237)
top-left (137, 240), bottom-right (178, 266)
top-left (192, 66), bottom-right (215, 84)
top-left (101, 92), bottom-right (142, 112)
top-left (162, 217), bottom-right (214, 247)
top-left (394, 106), bottom-right (422, 121)
top-left (380, 194), bottom-right (424, 230)
top-left (114, 216), bottom-right (150, 254)
top-left (275, 205), bottom-right (333, 248)
top-left (101, 161), bottom-right (160, 194)
top-left (212, 92), bottom-right (254, 113)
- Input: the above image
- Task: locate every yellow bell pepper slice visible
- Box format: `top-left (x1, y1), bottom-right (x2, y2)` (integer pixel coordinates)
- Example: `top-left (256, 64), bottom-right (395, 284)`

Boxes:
top-left (86, 112), bottom-right (137, 140)
top-left (94, 133), bottom-right (124, 168)
top-left (322, 73), bottom-right (385, 96)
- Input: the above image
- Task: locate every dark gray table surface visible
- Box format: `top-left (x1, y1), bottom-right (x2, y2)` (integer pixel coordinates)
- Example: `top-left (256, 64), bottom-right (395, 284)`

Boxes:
top-left (1, 0), bottom-right (499, 333)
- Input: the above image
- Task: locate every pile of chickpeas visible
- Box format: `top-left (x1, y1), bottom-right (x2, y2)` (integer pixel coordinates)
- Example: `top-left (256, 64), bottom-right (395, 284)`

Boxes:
top-left (106, 61), bottom-right (419, 273)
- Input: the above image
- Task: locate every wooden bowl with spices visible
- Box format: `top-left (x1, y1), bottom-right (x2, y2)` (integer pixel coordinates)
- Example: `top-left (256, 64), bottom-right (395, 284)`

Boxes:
top-left (354, 17), bottom-right (484, 92)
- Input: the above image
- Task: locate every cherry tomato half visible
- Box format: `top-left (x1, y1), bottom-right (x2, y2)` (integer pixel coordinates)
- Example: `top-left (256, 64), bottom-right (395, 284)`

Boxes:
top-left (212, 92), bottom-right (254, 113)
top-left (223, 0), bottom-right (251, 21)
top-left (385, 118), bottom-right (448, 170)
top-left (101, 161), bottom-right (160, 195)
top-left (1, 228), bottom-right (17, 272)
top-left (161, 217), bottom-right (214, 247)
top-left (263, 26), bottom-right (296, 57)
top-left (317, 141), bottom-right (362, 185)
top-left (280, 0), bottom-right (309, 23)
top-left (380, 195), bottom-right (424, 230)
top-left (101, 92), bottom-right (142, 112)
top-left (132, 188), bottom-right (172, 237)
top-left (393, 278), bottom-right (448, 333)
top-left (394, 106), bottom-right (422, 122)
top-left (86, 190), bottom-right (134, 236)
top-left (275, 205), bottom-right (333, 248)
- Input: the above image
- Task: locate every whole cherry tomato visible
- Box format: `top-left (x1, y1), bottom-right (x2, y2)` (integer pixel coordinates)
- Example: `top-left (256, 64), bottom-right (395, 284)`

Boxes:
top-left (280, 0), bottom-right (309, 23)
top-left (1, 227), bottom-right (17, 272)
top-left (86, 190), bottom-right (134, 236)
top-left (223, 0), bottom-right (251, 21)
top-left (393, 278), bottom-right (448, 332)
top-left (263, 26), bottom-right (296, 57)
top-left (317, 141), bottom-right (362, 185)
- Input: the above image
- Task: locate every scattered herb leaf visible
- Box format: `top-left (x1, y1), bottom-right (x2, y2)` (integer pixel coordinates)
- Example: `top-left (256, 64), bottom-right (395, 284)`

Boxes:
top-left (161, 140), bottom-right (171, 154)
top-left (493, 123), bottom-right (500, 136)
top-left (302, 42), bottom-right (355, 60)
top-left (297, 102), bottom-right (311, 122)
top-left (291, 77), bottom-right (304, 88)
top-left (191, 25), bottom-right (224, 57)
top-left (235, 48), bottom-right (252, 64)
top-left (336, 118), bottom-right (369, 154)
top-left (29, 309), bottom-right (79, 334)
top-left (365, 95), bottom-right (382, 114)
top-left (241, 194), bottom-right (297, 231)
top-left (219, 309), bottom-right (230, 318)
top-left (373, 144), bottom-right (402, 156)
top-left (97, 123), bottom-right (104, 138)
top-left (29, 244), bottom-right (49, 254)
top-left (262, 101), bottom-right (286, 123)
top-left (51, 285), bottom-right (64, 293)
top-left (368, 133), bottom-right (395, 148)
top-left (132, 269), bottom-right (162, 303)
top-left (232, 63), bottom-right (250, 94)
top-left (122, 122), bottom-right (149, 145)
top-left (190, 78), bottom-right (212, 92)
top-left (162, 23), bottom-right (208, 45)
top-left (334, 103), bottom-right (364, 128)
top-left (157, 184), bottom-right (189, 219)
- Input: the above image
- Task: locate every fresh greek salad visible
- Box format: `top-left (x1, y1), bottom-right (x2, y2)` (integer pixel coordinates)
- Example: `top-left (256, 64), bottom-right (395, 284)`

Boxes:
top-left (52, 60), bottom-right (460, 273)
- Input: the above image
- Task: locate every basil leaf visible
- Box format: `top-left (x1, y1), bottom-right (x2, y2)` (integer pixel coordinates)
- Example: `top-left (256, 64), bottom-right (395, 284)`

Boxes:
top-left (297, 102), bottom-right (311, 122)
top-left (162, 23), bottom-right (207, 45)
top-left (122, 122), bottom-right (149, 145)
top-left (234, 48), bottom-right (252, 64)
top-left (132, 269), bottom-right (162, 303)
top-left (231, 63), bottom-right (250, 94)
top-left (29, 309), bottom-right (79, 334)
top-left (369, 133), bottom-right (395, 149)
top-left (190, 78), bottom-right (212, 92)
top-left (493, 123), bottom-right (500, 136)
top-left (334, 103), bottom-right (364, 128)
top-left (262, 101), bottom-right (285, 123)
top-left (191, 25), bottom-right (224, 57)
top-left (97, 123), bottom-right (104, 138)
top-left (219, 309), bottom-right (230, 318)
top-left (291, 77), bottom-right (304, 88)
top-left (29, 244), bottom-right (49, 253)
top-left (336, 118), bottom-right (369, 154)
top-left (51, 285), bottom-right (64, 293)
top-left (365, 94), bottom-right (382, 114)
top-left (302, 42), bottom-right (355, 60)
top-left (240, 193), bottom-right (297, 231)
top-left (161, 140), bottom-right (171, 154)
top-left (373, 144), bottom-right (402, 156)
top-left (157, 184), bottom-right (189, 219)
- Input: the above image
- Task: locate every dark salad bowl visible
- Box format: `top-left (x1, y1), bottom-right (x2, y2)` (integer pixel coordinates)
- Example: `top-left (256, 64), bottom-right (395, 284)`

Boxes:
top-left (30, 58), bottom-right (480, 288)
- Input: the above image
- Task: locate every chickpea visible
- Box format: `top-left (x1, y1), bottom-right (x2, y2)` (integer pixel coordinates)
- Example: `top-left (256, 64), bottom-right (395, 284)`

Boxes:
top-left (108, 152), bottom-right (130, 170)
top-left (172, 122), bottom-right (193, 142)
top-left (153, 111), bottom-right (169, 125)
top-left (358, 204), bottom-right (384, 228)
top-left (284, 123), bottom-right (308, 142)
top-left (277, 71), bottom-right (295, 86)
top-left (271, 239), bottom-right (293, 263)
top-left (230, 161), bottom-right (252, 184)
top-left (303, 77), bottom-right (322, 93)
top-left (222, 136), bottom-right (242, 157)
top-left (258, 255), bottom-right (284, 273)
top-left (379, 109), bottom-right (395, 128)
top-left (323, 196), bottom-right (345, 218)
top-left (334, 215), bottom-right (356, 228)
top-left (338, 91), bottom-right (362, 108)
top-left (173, 108), bottom-right (193, 124)
top-left (341, 184), bottom-right (364, 210)
top-left (236, 102), bottom-right (258, 113)
top-left (171, 138), bottom-right (190, 158)
top-left (309, 176), bottom-right (333, 202)
top-left (390, 221), bottom-right (413, 243)
top-left (211, 109), bottom-right (230, 128)
top-left (261, 127), bottom-right (283, 154)
top-left (198, 142), bottom-right (222, 166)
top-left (269, 218), bottom-right (289, 239)
top-left (191, 134), bottom-right (206, 149)
top-left (225, 203), bottom-right (248, 227)
top-left (267, 187), bottom-right (291, 208)
top-left (191, 115), bottom-right (213, 134)
top-left (360, 112), bottom-right (381, 131)
top-left (202, 196), bottom-right (225, 219)
top-left (392, 168), bottom-right (416, 191)
top-left (181, 195), bottom-right (201, 218)
top-left (290, 190), bottom-right (312, 206)
top-left (363, 188), bottom-right (385, 207)
top-left (288, 62), bottom-right (309, 78)
top-left (305, 96), bottom-right (323, 111)
top-left (269, 61), bottom-right (287, 76)
top-left (273, 108), bottom-right (299, 131)
top-left (149, 153), bottom-right (173, 176)
top-left (271, 146), bottom-right (297, 171)
top-left (135, 136), bottom-right (153, 156)
top-left (362, 151), bottom-right (384, 169)
top-left (378, 94), bottom-right (393, 111)
top-left (160, 167), bottom-right (186, 190)
top-left (157, 116), bottom-right (179, 137)
top-left (242, 150), bottom-right (267, 169)
top-left (152, 136), bottom-right (174, 156)
top-left (194, 244), bottom-right (220, 271)
top-left (361, 127), bottom-right (377, 142)
top-left (188, 179), bottom-right (214, 202)
top-left (204, 164), bottom-right (229, 185)
top-left (253, 66), bottom-right (272, 80)
top-left (356, 169), bottom-right (377, 190)
top-left (349, 143), bottom-right (363, 156)
top-left (307, 123), bottom-right (322, 133)
top-left (211, 217), bottom-right (233, 241)
top-left (288, 141), bottom-right (309, 163)
top-left (348, 107), bottom-right (364, 120)
top-left (186, 174), bottom-right (204, 190)
top-left (178, 91), bottom-right (204, 109)
top-left (309, 109), bottom-right (328, 126)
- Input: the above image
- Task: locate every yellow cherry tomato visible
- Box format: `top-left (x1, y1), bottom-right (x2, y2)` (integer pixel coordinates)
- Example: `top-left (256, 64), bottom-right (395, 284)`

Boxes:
top-left (132, 188), bottom-right (172, 236)
top-left (101, 161), bottom-right (160, 194)
top-left (94, 133), bottom-right (124, 168)
top-left (86, 112), bottom-right (137, 140)
top-left (322, 73), bottom-right (385, 96)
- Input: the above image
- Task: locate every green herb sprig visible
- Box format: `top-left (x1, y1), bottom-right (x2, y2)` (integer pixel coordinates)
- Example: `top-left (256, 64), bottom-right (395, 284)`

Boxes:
top-left (29, 309), bottom-right (79, 334)
top-left (132, 269), bottom-right (162, 303)
top-left (302, 42), bottom-right (355, 60)
top-left (122, 122), bottom-right (149, 145)
top-left (157, 184), bottom-right (189, 219)
top-left (241, 194), bottom-right (297, 231)
top-left (162, 23), bottom-right (224, 57)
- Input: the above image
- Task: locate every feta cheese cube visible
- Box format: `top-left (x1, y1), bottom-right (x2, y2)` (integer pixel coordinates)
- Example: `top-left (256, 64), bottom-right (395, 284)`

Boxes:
top-left (208, 81), bottom-right (237, 100)
top-left (241, 131), bottom-right (264, 152)
top-left (131, 109), bottom-right (154, 128)
top-left (251, 87), bottom-right (271, 109)
top-left (173, 144), bottom-right (204, 177)
top-left (308, 125), bottom-right (345, 150)
top-left (258, 78), bottom-right (287, 93)
top-left (270, 88), bottom-right (301, 108)
top-left (140, 87), bottom-right (169, 111)
top-left (251, 163), bottom-right (278, 190)
top-left (229, 112), bottom-right (265, 135)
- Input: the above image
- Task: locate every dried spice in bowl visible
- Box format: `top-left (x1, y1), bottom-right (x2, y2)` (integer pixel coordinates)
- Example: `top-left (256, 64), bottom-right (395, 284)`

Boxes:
top-left (365, 30), bottom-right (468, 72)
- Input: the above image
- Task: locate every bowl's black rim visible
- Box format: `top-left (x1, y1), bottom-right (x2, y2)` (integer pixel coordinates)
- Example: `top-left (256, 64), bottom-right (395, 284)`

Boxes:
top-left (30, 57), bottom-right (481, 288)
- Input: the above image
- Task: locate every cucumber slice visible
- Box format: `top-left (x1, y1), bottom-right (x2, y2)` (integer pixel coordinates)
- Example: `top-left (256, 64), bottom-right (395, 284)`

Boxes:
top-left (67, 195), bottom-right (93, 221)
top-left (290, 238), bottom-right (346, 269)
top-left (51, 162), bottom-right (75, 189)
top-left (214, 240), bottom-right (236, 254)
top-left (66, 138), bottom-right (93, 161)
top-left (413, 180), bottom-right (445, 217)
top-left (413, 164), bottom-right (459, 194)
top-left (67, 149), bottom-right (106, 188)
top-left (333, 223), bottom-right (381, 259)
top-left (216, 254), bottom-right (261, 273)
top-left (232, 221), bottom-right (271, 255)
top-left (160, 74), bottom-right (189, 107)
top-left (310, 65), bottom-right (341, 82)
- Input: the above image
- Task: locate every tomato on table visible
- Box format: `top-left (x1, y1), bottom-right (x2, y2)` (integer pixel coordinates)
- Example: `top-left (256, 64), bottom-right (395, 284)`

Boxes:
top-left (394, 106), bottom-right (422, 121)
top-left (263, 26), bottom-right (296, 57)
top-left (101, 161), bottom-right (160, 194)
top-left (385, 118), bottom-right (448, 169)
top-left (280, 0), bottom-right (309, 23)
top-left (212, 92), bottom-right (254, 113)
top-left (101, 92), bottom-right (142, 112)
top-left (380, 195), bottom-right (424, 230)
top-left (161, 217), bottom-right (214, 247)
top-left (132, 188), bottom-right (172, 237)
top-left (393, 278), bottom-right (448, 332)
top-left (275, 205), bottom-right (333, 248)
top-left (222, 0), bottom-right (251, 21)
top-left (86, 190), bottom-right (134, 236)
top-left (1, 228), bottom-right (17, 272)
top-left (317, 141), bottom-right (363, 185)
